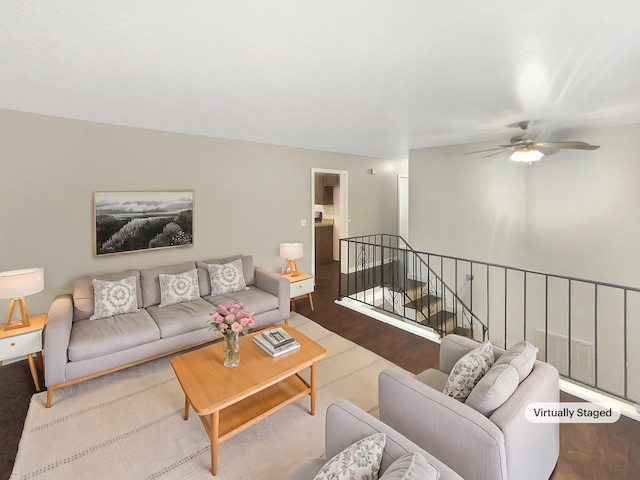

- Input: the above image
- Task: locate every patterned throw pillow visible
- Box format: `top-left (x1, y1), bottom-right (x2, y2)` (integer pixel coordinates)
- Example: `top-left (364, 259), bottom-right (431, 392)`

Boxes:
top-left (314, 433), bottom-right (386, 480)
top-left (91, 276), bottom-right (139, 320)
top-left (207, 259), bottom-right (249, 296)
top-left (159, 268), bottom-right (200, 307)
top-left (442, 340), bottom-right (494, 402)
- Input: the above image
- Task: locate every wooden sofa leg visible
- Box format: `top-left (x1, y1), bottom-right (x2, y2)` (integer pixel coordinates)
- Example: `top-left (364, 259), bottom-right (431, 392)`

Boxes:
top-left (46, 387), bottom-right (54, 408)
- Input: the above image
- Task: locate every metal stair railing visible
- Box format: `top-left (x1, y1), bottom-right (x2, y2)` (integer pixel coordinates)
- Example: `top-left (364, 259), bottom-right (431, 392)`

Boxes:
top-left (339, 234), bottom-right (487, 342)
top-left (338, 233), bottom-right (639, 407)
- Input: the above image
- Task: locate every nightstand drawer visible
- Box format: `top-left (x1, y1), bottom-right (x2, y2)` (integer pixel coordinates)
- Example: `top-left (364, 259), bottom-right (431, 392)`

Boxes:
top-left (0, 331), bottom-right (42, 361)
top-left (290, 277), bottom-right (314, 298)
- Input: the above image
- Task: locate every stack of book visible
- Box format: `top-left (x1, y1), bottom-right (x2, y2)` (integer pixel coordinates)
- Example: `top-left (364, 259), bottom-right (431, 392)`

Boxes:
top-left (253, 327), bottom-right (300, 357)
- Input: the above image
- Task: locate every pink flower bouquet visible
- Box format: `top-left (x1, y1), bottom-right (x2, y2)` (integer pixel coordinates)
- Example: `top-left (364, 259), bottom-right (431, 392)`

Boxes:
top-left (209, 302), bottom-right (256, 338)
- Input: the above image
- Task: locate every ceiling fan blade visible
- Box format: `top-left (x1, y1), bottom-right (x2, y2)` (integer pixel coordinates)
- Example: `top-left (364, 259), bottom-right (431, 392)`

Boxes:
top-left (463, 146), bottom-right (512, 155)
top-left (535, 141), bottom-right (600, 150)
top-left (482, 149), bottom-right (510, 158)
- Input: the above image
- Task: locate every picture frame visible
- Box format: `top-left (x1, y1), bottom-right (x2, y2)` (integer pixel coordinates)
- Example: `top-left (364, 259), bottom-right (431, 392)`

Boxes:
top-left (94, 190), bottom-right (194, 256)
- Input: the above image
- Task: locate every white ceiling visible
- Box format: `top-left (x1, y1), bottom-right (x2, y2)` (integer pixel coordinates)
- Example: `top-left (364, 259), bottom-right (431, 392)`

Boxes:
top-left (2, 1), bottom-right (640, 159)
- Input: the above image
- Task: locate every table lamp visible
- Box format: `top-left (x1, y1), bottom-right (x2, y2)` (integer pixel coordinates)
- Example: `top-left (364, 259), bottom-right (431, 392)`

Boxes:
top-left (280, 243), bottom-right (303, 277)
top-left (0, 268), bottom-right (44, 330)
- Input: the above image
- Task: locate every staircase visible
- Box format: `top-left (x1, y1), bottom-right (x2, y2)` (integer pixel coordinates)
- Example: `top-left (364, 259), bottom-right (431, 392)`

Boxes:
top-left (339, 234), bottom-right (486, 342)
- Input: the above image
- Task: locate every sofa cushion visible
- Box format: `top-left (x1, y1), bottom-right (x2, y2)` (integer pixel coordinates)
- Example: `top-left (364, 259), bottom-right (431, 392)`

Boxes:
top-left (442, 340), bottom-right (494, 402)
top-left (68, 310), bottom-right (160, 361)
top-left (314, 433), bottom-right (386, 480)
top-left (91, 276), bottom-right (140, 320)
top-left (465, 363), bottom-right (520, 416)
top-left (493, 340), bottom-right (538, 383)
top-left (207, 259), bottom-right (249, 296)
top-left (159, 268), bottom-right (200, 308)
top-left (140, 262), bottom-right (196, 308)
top-left (204, 286), bottom-right (278, 315)
top-left (73, 269), bottom-right (142, 321)
top-left (147, 298), bottom-right (214, 339)
top-left (196, 255), bottom-right (256, 296)
top-left (379, 452), bottom-right (439, 480)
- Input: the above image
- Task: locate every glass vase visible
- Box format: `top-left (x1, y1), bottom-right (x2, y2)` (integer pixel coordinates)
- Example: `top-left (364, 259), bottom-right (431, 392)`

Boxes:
top-left (223, 332), bottom-right (240, 368)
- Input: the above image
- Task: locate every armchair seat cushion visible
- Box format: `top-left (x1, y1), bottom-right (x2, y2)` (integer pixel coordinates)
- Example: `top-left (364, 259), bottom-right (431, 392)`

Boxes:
top-left (415, 369), bottom-right (448, 391)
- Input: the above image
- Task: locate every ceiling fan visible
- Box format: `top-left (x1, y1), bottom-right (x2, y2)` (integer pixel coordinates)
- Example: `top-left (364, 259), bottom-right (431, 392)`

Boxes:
top-left (465, 121), bottom-right (600, 162)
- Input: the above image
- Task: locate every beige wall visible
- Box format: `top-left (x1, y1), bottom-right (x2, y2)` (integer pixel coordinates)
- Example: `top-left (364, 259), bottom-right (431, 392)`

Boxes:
top-left (0, 108), bottom-right (407, 316)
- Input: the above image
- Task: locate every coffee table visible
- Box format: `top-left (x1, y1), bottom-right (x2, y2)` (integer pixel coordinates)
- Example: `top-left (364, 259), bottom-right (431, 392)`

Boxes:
top-left (170, 324), bottom-right (327, 476)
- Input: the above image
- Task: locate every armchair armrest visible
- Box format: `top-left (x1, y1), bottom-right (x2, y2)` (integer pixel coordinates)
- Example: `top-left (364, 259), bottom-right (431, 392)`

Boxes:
top-left (43, 294), bottom-right (73, 388)
top-left (255, 267), bottom-right (290, 321)
top-left (379, 369), bottom-right (508, 480)
top-left (489, 362), bottom-right (560, 480)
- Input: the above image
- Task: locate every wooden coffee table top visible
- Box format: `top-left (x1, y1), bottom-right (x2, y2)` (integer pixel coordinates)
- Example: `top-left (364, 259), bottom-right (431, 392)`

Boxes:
top-left (170, 324), bottom-right (327, 416)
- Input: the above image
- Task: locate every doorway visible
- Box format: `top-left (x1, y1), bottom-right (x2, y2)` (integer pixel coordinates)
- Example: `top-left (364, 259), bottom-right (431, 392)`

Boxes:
top-left (311, 168), bottom-right (348, 276)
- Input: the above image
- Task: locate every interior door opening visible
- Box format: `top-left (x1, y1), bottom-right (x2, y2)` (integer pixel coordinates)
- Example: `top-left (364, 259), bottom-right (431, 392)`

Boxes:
top-left (311, 169), bottom-right (348, 276)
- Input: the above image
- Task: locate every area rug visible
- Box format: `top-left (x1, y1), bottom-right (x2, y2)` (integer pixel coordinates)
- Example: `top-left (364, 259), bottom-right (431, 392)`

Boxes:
top-left (10, 314), bottom-right (407, 479)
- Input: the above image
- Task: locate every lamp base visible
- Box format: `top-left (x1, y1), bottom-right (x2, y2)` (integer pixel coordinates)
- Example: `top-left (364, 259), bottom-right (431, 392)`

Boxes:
top-left (4, 297), bottom-right (31, 330)
top-left (284, 259), bottom-right (300, 277)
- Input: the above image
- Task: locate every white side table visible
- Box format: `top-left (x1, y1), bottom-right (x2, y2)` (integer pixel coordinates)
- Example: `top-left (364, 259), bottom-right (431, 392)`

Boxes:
top-left (0, 314), bottom-right (47, 391)
top-left (282, 272), bottom-right (315, 312)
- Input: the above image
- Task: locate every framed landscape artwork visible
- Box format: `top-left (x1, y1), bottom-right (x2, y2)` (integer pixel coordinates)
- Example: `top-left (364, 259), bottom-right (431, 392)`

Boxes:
top-left (94, 190), bottom-right (194, 256)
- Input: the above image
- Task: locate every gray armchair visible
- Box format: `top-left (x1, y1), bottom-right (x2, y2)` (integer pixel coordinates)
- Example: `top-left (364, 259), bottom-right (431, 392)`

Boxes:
top-left (286, 399), bottom-right (462, 479)
top-left (379, 334), bottom-right (560, 480)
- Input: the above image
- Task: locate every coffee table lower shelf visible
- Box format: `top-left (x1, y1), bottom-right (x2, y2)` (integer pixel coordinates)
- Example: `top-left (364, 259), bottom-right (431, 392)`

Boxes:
top-left (186, 373), bottom-right (312, 440)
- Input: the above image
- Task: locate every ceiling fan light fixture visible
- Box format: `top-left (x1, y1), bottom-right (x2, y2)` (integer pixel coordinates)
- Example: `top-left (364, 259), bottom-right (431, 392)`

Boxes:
top-left (510, 147), bottom-right (544, 162)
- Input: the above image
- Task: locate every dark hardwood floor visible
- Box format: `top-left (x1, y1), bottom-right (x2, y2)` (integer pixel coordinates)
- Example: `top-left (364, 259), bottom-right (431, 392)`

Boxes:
top-left (1, 260), bottom-right (638, 479)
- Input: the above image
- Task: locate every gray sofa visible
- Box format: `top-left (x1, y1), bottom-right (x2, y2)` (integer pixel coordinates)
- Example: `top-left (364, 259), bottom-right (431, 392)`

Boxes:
top-left (286, 400), bottom-right (463, 479)
top-left (44, 255), bottom-right (289, 408)
top-left (379, 334), bottom-right (560, 480)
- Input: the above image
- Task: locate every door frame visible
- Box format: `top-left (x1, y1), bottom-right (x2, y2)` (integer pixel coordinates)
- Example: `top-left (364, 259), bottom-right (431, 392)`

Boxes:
top-left (398, 174), bottom-right (409, 243)
top-left (311, 168), bottom-right (349, 276)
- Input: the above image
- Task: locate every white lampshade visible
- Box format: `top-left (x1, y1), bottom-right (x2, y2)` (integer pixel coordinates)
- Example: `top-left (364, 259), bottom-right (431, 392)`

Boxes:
top-left (0, 268), bottom-right (45, 299)
top-left (280, 243), bottom-right (304, 260)
top-left (510, 148), bottom-right (544, 162)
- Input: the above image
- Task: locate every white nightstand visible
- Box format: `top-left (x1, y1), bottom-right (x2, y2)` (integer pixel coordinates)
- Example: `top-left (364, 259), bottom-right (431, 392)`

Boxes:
top-left (0, 314), bottom-right (47, 391)
top-left (282, 272), bottom-right (315, 312)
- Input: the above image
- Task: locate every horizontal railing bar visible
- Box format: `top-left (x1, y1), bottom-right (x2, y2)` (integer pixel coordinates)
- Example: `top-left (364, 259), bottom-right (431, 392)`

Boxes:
top-left (342, 235), bottom-right (640, 293)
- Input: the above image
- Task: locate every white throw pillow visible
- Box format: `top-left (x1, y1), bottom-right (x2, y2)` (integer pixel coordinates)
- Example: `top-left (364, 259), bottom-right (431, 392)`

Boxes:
top-left (493, 340), bottom-right (538, 383)
top-left (207, 259), bottom-right (249, 296)
top-left (159, 268), bottom-right (200, 307)
top-left (314, 433), bottom-right (386, 480)
top-left (91, 275), bottom-right (139, 320)
top-left (378, 452), bottom-right (439, 480)
top-left (465, 363), bottom-right (520, 416)
top-left (442, 340), bottom-right (494, 401)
